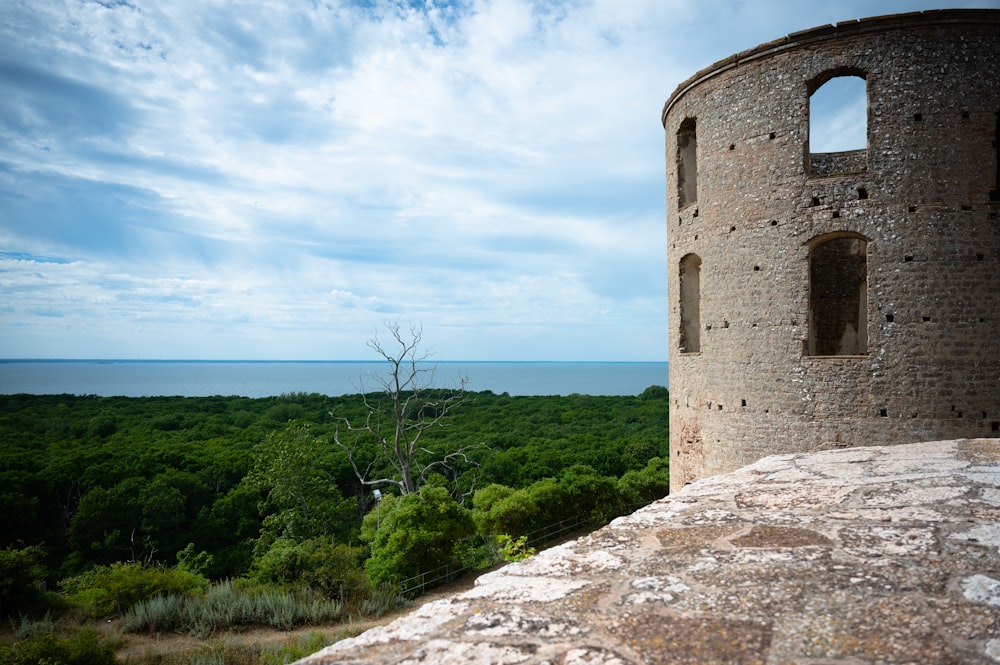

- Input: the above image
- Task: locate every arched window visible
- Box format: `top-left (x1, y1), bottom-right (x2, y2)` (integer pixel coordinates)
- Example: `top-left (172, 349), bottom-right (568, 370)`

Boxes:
top-left (808, 234), bottom-right (868, 356)
top-left (991, 109), bottom-right (1000, 202)
top-left (808, 72), bottom-right (867, 175)
top-left (677, 118), bottom-right (698, 207)
top-left (679, 253), bottom-right (701, 353)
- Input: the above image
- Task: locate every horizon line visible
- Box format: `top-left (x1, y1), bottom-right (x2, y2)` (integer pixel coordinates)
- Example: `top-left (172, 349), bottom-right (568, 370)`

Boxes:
top-left (0, 358), bottom-right (669, 364)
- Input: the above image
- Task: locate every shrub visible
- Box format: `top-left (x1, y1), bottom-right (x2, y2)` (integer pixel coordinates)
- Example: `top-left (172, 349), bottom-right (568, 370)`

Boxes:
top-left (250, 537), bottom-right (367, 603)
top-left (360, 487), bottom-right (475, 589)
top-left (617, 457), bottom-right (670, 509)
top-left (357, 583), bottom-right (407, 618)
top-left (60, 562), bottom-right (208, 617)
top-left (121, 580), bottom-right (343, 636)
top-left (0, 628), bottom-right (118, 665)
top-left (0, 545), bottom-right (47, 619)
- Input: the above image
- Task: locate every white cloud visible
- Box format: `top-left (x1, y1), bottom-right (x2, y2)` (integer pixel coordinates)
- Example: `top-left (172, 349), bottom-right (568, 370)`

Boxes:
top-left (1, 0), bottom-right (993, 359)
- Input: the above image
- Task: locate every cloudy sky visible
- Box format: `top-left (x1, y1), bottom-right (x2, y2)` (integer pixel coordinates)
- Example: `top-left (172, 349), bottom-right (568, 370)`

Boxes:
top-left (1, 0), bottom-right (995, 361)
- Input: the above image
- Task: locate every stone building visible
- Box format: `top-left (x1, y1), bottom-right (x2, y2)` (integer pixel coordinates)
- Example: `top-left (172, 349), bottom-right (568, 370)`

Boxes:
top-left (662, 9), bottom-right (1000, 492)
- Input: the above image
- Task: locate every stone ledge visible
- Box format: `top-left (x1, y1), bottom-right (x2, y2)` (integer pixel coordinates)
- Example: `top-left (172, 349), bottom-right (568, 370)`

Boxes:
top-left (297, 439), bottom-right (1000, 664)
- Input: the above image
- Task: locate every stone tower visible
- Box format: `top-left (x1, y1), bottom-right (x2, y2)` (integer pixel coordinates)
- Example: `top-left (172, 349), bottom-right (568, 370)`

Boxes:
top-left (662, 10), bottom-right (1000, 492)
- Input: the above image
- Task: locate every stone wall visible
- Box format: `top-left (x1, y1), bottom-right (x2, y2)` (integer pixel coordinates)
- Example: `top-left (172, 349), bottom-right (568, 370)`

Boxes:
top-left (296, 439), bottom-right (1000, 664)
top-left (662, 10), bottom-right (1000, 492)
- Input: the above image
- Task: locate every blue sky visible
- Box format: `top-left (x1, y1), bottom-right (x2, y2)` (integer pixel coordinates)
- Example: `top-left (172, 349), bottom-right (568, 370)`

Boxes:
top-left (1, 0), bottom-right (995, 361)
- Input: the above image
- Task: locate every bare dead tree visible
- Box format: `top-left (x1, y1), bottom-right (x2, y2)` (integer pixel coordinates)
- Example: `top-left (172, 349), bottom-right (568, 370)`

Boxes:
top-left (332, 320), bottom-right (484, 496)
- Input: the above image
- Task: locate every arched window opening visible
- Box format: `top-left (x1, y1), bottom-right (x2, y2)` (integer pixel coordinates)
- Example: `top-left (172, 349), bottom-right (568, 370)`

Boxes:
top-left (679, 253), bottom-right (701, 353)
top-left (809, 235), bottom-right (868, 356)
top-left (808, 73), bottom-right (868, 175)
top-left (677, 118), bottom-right (698, 207)
top-left (991, 109), bottom-right (1000, 202)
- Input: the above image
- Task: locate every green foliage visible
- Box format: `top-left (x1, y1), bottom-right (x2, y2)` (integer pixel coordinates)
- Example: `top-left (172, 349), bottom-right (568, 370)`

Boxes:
top-left (471, 483), bottom-right (538, 538)
top-left (120, 580), bottom-right (343, 636)
top-left (639, 384), bottom-right (669, 400)
top-left (558, 464), bottom-right (619, 522)
top-left (0, 544), bottom-right (47, 619)
top-left (245, 421), bottom-right (357, 555)
top-left (357, 583), bottom-right (408, 618)
top-left (0, 628), bottom-right (118, 665)
top-left (0, 386), bottom-right (668, 596)
top-left (250, 537), bottom-right (367, 602)
top-left (123, 630), bottom-right (358, 665)
top-left (617, 457), bottom-right (670, 509)
top-left (60, 562), bottom-right (208, 618)
top-left (496, 534), bottom-right (535, 562)
top-left (176, 543), bottom-right (214, 576)
top-left (360, 487), bottom-right (475, 588)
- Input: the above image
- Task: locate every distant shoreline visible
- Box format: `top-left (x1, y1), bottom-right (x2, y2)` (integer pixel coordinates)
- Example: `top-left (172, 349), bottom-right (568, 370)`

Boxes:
top-left (0, 360), bottom-right (668, 398)
top-left (0, 359), bottom-right (666, 364)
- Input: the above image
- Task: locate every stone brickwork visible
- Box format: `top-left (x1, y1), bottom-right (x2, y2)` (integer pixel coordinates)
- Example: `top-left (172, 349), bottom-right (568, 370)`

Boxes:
top-left (662, 10), bottom-right (1000, 492)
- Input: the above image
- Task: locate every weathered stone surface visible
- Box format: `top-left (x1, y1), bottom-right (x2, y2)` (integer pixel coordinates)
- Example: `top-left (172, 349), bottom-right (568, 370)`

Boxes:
top-left (296, 439), bottom-right (1000, 664)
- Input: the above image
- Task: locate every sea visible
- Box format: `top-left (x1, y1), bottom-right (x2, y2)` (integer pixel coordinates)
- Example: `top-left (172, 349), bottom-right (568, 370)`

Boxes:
top-left (0, 360), bottom-right (669, 398)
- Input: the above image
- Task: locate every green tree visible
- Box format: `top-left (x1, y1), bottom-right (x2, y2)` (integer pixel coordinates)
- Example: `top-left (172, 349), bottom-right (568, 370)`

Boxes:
top-left (471, 483), bottom-right (536, 539)
top-left (0, 545), bottom-right (47, 619)
top-left (360, 486), bottom-right (475, 589)
top-left (558, 464), bottom-right (619, 522)
top-left (250, 536), bottom-right (367, 602)
top-left (617, 457), bottom-right (670, 509)
top-left (244, 422), bottom-right (357, 554)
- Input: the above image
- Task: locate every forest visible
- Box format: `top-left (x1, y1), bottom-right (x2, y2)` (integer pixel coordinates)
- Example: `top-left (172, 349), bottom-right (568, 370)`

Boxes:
top-left (0, 347), bottom-right (669, 663)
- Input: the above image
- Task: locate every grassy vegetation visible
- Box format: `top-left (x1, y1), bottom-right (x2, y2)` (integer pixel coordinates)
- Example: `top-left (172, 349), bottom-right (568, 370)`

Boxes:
top-left (0, 386), bottom-right (669, 663)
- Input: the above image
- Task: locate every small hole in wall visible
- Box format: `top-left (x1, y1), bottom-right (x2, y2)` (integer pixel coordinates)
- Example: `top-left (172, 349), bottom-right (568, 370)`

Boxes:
top-left (754, 265), bottom-right (760, 271)
top-left (957, 411), bottom-right (964, 419)
top-left (770, 220), bottom-right (778, 226)
top-left (885, 314), bottom-right (894, 322)
top-left (977, 253), bottom-right (985, 261)
top-left (984, 412), bottom-right (988, 419)
top-left (962, 205), bottom-right (972, 211)
top-left (741, 399), bottom-right (747, 407)
top-left (962, 110), bottom-right (970, 120)
top-left (717, 404), bottom-right (723, 410)
top-left (764, 409), bottom-right (769, 414)
top-left (832, 210), bottom-right (840, 218)
top-left (857, 187), bottom-right (868, 200)
top-left (769, 132), bottom-right (776, 139)
top-left (904, 255), bottom-right (913, 262)
top-left (694, 234), bottom-right (698, 240)
top-left (914, 113), bottom-right (923, 121)
top-left (880, 408), bottom-right (888, 417)
top-left (730, 225), bottom-right (736, 232)
top-left (693, 208), bottom-right (699, 217)
top-left (729, 143), bottom-right (735, 150)
top-left (993, 421), bottom-right (999, 432)
top-left (923, 316), bottom-right (931, 322)
top-left (811, 196), bottom-right (821, 206)
top-left (909, 206), bottom-right (917, 212)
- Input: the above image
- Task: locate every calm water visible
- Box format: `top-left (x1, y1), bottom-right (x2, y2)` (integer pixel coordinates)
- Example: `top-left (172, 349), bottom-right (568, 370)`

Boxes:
top-left (0, 360), bottom-right (668, 398)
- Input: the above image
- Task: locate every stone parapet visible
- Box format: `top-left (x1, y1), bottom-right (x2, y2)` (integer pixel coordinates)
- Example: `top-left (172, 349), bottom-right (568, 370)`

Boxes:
top-left (297, 439), bottom-right (1000, 664)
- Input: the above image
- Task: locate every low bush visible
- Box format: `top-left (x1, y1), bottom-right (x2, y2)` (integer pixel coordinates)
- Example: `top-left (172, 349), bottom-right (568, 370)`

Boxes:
top-left (0, 628), bottom-right (118, 665)
top-left (121, 580), bottom-right (343, 636)
top-left (60, 562), bottom-right (208, 618)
